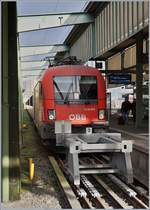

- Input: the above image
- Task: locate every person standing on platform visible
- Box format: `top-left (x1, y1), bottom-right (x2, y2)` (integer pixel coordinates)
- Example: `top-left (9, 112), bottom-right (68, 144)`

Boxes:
top-left (121, 96), bottom-right (131, 124)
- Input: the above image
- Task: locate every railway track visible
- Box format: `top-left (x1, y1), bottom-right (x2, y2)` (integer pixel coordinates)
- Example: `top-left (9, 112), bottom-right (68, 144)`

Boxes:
top-left (26, 109), bottom-right (148, 208)
top-left (48, 154), bottom-right (149, 209)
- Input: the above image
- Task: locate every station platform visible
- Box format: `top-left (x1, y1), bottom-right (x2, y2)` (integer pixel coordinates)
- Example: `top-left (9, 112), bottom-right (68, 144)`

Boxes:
top-left (110, 113), bottom-right (149, 133)
top-left (110, 113), bottom-right (149, 187)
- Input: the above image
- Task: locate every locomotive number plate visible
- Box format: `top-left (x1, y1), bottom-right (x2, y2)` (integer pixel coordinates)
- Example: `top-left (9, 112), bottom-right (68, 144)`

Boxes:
top-left (69, 114), bottom-right (86, 121)
top-left (86, 127), bottom-right (92, 134)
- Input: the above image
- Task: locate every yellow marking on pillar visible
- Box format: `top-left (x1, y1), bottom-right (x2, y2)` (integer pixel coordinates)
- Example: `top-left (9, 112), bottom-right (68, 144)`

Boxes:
top-left (30, 163), bottom-right (35, 181)
top-left (29, 158), bottom-right (34, 180)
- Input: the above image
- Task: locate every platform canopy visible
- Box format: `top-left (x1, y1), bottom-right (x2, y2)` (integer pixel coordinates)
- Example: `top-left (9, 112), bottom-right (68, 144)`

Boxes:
top-left (17, 1), bottom-right (90, 75)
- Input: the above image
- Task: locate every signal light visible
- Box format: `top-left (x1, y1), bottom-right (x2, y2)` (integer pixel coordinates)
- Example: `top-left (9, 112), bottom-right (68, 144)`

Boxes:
top-left (48, 109), bottom-right (55, 120)
top-left (99, 110), bottom-right (105, 120)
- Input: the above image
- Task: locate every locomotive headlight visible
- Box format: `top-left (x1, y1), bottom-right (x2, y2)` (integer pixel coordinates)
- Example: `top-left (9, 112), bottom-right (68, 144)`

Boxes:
top-left (48, 109), bottom-right (55, 120)
top-left (99, 110), bottom-right (105, 120)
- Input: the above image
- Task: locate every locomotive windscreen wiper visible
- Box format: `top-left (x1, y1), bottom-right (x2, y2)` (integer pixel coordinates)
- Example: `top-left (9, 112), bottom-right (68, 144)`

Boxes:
top-left (54, 81), bottom-right (64, 100)
top-left (64, 82), bottom-right (73, 104)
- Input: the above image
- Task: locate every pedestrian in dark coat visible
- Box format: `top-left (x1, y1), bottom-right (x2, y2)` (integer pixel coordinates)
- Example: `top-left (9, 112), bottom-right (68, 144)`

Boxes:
top-left (121, 97), bottom-right (131, 124)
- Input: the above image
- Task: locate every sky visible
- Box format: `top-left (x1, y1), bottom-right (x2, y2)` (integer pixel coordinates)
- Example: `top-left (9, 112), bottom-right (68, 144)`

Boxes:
top-left (17, 0), bottom-right (88, 16)
top-left (17, 0), bottom-right (89, 46)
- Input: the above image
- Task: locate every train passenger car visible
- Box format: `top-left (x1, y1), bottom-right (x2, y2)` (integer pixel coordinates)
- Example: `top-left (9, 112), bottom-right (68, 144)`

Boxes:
top-left (33, 65), bottom-right (108, 140)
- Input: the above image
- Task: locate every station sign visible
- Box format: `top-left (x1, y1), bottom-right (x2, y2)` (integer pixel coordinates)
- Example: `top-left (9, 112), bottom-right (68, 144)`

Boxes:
top-left (108, 73), bottom-right (131, 84)
top-left (84, 60), bottom-right (105, 71)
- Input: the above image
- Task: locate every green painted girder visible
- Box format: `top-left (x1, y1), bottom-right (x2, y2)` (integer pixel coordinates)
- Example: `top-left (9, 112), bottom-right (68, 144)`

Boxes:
top-left (20, 44), bottom-right (69, 57)
top-left (18, 12), bottom-right (94, 33)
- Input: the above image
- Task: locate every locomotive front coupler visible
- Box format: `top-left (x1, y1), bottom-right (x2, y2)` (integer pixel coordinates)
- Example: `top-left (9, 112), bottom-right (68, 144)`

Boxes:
top-left (55, 120), bottom-right (133, 186)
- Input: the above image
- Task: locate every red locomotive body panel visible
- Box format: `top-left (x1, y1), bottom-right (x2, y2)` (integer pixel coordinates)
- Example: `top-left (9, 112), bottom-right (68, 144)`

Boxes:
top-left (34, 65), bottom-right (107, 139)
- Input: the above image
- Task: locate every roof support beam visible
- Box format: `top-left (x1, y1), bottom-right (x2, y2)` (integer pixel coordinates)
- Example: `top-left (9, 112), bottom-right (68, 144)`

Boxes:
top-left (20, 53), bottom-right (57, 62)
top-left (20, 44), bottom-right (69, 57)
top-left (18, 12), bottom-right (94, 33)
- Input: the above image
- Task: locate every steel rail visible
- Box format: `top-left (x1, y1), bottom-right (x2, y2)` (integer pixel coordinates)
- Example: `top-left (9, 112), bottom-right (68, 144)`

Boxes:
top-left (58, 158), bottom-right (93, 209)
top-left (48, 156), bottom-right (82, 209)
top-left (108, 174), bottom-right (149, 209)
top-left (80, 158), bottom-right (132, 208)
top-left (60, 157), bottom-right (113, 209)
top-left (51, 154), bottom-right (148, 209)
top-left (91, 155), bottom-right (149, 208)
top-left (129, 183), bottom-right (149, 204)
top-left (80, 175), bottom-right (112, 209)
top-left (93, 175), bottom-right (132, 209)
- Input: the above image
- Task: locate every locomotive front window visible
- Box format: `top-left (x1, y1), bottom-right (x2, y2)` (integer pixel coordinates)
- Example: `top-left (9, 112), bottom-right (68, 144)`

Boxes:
top-left (53, 76), bottom-right (97, 104)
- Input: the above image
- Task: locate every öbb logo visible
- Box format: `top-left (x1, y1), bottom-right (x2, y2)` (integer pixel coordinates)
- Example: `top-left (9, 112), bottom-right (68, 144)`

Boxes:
top-left (69, 114), bottom-right (86, 121)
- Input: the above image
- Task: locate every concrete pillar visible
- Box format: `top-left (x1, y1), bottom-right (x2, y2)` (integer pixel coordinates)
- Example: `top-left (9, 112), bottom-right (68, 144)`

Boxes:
top-left (136, 34), bottom-right (143, 128)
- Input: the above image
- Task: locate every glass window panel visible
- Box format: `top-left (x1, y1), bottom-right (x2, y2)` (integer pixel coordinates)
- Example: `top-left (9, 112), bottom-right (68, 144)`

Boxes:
top-left (53, 76), bottom-right (98, 103)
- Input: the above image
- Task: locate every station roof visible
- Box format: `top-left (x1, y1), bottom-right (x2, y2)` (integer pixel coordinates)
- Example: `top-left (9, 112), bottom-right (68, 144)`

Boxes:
top-left (17, 1), bottom-right (110, 80)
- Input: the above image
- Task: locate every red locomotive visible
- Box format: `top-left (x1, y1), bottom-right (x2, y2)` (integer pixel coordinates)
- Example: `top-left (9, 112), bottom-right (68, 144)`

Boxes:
top-left (33, 65), bottom-right (108, 140)
top-left (29, 63), bottom-right (134, 186)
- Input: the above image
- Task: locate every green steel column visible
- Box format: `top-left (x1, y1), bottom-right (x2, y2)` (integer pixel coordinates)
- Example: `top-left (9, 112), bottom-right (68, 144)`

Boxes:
top-left (136, 34), bottom-right (143, 128)
top-left (2, 2), bottom-right (9, 202)
top-left (8, 2), bottom-right (20, 200)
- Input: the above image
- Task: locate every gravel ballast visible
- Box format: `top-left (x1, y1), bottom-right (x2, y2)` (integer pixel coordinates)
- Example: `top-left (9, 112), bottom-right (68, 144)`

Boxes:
top-left (2, 111), bottom-right (63, 208)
